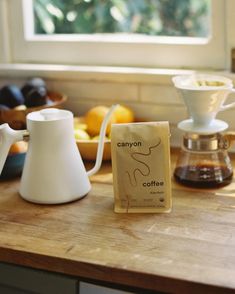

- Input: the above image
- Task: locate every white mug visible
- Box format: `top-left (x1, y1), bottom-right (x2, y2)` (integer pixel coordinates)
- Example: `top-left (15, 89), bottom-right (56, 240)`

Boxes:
top-left (173, 74), bottom-right (235, 127)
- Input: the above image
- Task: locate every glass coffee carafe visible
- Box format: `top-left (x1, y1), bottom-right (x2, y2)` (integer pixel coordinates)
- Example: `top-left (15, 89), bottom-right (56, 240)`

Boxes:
top-left (172, 73), bottom-right (235, 189)
top-left (174, 132), bottom-right (234, 188)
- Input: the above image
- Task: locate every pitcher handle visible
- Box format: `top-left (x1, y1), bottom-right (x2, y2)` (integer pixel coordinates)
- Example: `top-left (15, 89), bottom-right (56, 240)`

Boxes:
top-left (0, 124), bottom-right (27, 174)
top-left (220, 88), bottom-right (235, 111)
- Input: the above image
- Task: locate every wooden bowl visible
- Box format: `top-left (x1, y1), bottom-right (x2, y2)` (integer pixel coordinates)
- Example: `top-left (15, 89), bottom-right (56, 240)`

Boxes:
top-left (76, 139), bottom-right (111, 161)
top-left (0, 91), bottom-right (67, 130)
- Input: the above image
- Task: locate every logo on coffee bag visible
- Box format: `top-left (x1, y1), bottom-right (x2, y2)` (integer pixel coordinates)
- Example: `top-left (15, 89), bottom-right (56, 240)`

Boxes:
top-left (126, 140), bottom-right (161, 187)
top-left (117, 141), bottom-right (142, 148)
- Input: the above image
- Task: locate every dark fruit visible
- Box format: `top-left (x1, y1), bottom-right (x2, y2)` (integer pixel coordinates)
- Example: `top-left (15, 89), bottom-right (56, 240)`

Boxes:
top-left (21, 77), bottom-right (46, 98)
top-left (27, 77), bottom-right (46, 88)
top-left (0, 85), bottom-right (25, 108)
top-left (25, 87), bottom-right (47, 107)
top-left (21, 84), bottom-right (35, 98)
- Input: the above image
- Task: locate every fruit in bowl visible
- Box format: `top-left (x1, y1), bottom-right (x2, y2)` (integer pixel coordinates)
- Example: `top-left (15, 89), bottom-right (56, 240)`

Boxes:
top-left (85, 105), bottom-right (117, 136)
top-left (74, 129), bottom-right (90, 140)
top-left (0, 85), bottom-right (25, 108)
top-left (21, 78), bottom-right (48, 108)
top-left (74, 104), bottom-right (135, 160)
top-left (0, 77), bottom-right (67, 130)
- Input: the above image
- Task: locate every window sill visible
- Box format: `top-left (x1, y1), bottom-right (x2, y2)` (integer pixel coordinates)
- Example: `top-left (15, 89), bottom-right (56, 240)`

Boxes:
top-left (0, 63), bottom-right (234, 84)
top-left (0, 63), bottom-right (196, 84)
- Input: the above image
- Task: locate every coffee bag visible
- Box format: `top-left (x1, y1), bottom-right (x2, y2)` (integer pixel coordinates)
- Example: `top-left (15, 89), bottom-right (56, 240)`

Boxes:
top-left (111, 122), bottom-right (172, 213)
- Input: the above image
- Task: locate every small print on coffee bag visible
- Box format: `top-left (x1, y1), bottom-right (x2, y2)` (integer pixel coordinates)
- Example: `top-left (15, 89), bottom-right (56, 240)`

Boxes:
top-left (111, 121), bottom-right (172, 213)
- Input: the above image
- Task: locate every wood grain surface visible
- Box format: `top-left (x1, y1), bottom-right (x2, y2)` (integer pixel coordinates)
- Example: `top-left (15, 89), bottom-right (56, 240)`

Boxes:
top-left (0, 150), bottom-right (235, 293)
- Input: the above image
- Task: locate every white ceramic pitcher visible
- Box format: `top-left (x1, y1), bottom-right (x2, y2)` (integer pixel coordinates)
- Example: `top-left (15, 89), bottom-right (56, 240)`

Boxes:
top-left (0, 105), bottom-right (118, 204)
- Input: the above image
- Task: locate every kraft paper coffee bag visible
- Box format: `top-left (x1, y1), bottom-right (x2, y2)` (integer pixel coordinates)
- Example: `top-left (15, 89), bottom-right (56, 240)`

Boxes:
top-left (111, 122), bottom-right (172, 213)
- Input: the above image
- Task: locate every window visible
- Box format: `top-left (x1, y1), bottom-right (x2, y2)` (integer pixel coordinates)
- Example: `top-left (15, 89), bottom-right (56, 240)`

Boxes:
top-left (34, 0), bottom-right (210, 37)
top-left (0, 0), bottom-right (233, 70)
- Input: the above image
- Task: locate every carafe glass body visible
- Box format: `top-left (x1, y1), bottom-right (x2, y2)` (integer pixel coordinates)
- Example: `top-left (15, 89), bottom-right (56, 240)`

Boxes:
top-left (174, 133), bottom-right (233, 188)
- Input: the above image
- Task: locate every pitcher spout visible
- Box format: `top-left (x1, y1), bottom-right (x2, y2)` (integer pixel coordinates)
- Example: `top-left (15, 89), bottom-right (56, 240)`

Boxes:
top-left (87, 104), bottom-right (119, 177)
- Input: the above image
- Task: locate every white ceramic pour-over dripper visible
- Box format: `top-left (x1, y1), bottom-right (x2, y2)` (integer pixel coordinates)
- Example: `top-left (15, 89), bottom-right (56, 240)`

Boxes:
top-left (0, 105), bottom-right (118, 204)
top-left (173, 74), bottom-right (235, 134)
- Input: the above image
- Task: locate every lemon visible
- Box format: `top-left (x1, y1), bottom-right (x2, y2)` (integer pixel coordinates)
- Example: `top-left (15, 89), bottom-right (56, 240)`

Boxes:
top-left (85, 106), bottom-right (117, 136)
top-left (74, 129), bottom-right (90, 140)
top-left (113, 105), bottom-right (134, 123)
top-left (91, 135), bottom-right (109, 141)
top-left (74, 123), bottom-right (88, 131)
top-left (74, 117), bottom-right (88, 131)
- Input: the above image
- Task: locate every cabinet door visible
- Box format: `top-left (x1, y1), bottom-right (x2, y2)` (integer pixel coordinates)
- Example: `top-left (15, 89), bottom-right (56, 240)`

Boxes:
top-left (0, 263), bottom-right (78, 294)
top-left (80, 282), bottom-right (134, 294)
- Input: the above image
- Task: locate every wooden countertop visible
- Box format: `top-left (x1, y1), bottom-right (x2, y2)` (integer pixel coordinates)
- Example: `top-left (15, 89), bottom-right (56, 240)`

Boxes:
top-left (0, 149), bottom-right (235, 293)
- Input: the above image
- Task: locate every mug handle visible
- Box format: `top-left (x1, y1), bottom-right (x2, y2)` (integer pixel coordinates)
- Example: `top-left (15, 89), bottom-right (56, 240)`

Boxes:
top-left (220, 88), bottom-right (235, 111)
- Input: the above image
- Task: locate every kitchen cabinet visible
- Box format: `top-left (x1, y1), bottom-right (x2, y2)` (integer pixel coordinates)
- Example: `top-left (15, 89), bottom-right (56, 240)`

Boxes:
top-left (0, 263), bottom-right (133, 294)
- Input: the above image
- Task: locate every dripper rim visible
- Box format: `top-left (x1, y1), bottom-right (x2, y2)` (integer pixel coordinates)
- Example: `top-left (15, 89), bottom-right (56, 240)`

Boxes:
top-left (172, 74), bottom-right (233, 91)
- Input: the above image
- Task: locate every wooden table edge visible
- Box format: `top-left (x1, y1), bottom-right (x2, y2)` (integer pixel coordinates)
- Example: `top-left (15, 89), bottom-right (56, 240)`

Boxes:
top-left (0, 246), bottom-right (234, 294)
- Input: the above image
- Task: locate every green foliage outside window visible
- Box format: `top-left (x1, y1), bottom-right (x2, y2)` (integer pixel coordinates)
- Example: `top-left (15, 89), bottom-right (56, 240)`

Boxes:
top-left (34, 0), bottom-right (210, 37)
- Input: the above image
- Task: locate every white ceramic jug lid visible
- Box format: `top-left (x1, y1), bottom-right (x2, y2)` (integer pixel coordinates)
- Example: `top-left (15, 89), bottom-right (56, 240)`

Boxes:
top-left (27, 108), bottom-right (73, 122)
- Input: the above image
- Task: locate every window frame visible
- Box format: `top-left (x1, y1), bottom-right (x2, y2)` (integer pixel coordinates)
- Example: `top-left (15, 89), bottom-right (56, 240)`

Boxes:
top-left (1, 0), bottom-right (229, 70)
top-left (0, 0), bottom-right (10, 63)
